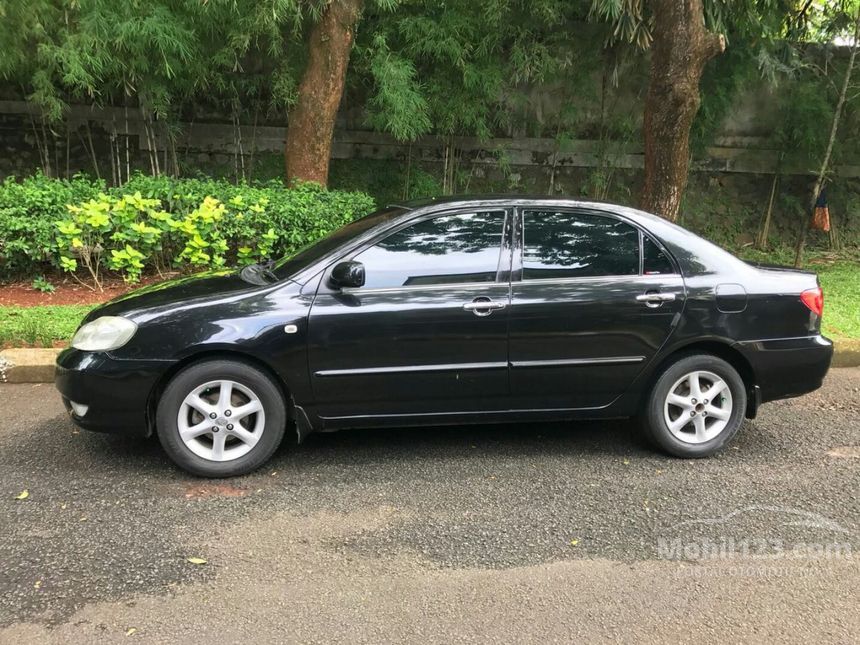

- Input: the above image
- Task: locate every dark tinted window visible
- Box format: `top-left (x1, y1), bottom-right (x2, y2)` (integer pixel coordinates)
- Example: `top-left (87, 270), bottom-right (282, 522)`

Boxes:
top-left (355, 211), bottom-right (506, 289)
top-left (642, 235), bottom-right (675, 274)
top-left (522, 211), bottom-right (639, 279)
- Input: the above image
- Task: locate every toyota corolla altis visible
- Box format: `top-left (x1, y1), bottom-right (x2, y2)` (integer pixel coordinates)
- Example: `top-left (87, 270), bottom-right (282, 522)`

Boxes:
top-left (56, 197), bottom-right (833, 477)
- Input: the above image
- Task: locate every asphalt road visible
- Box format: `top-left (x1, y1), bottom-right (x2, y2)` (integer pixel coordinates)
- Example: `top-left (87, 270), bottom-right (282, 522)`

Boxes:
top-left (1, 370), bottom-right (859, 644)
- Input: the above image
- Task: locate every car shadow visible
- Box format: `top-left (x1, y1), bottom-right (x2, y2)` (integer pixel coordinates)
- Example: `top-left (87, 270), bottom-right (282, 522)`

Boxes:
top-left (21, 412), bottom-right (765, 482)
top-left (286, 417), bottom-right (652, 463)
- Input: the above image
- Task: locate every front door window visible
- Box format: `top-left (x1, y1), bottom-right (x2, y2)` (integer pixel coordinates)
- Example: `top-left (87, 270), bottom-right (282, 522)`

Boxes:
top-left (354, 211), bottom-right (507, 289)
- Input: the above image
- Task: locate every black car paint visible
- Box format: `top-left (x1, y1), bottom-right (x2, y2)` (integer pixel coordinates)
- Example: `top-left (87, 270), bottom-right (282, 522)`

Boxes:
top-left (55, 197), bottom-right (833, 439)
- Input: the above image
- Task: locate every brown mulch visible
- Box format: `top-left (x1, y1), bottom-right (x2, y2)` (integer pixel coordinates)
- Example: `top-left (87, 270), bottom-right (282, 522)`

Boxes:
top-left (0, 275), bottom-right (165, 307)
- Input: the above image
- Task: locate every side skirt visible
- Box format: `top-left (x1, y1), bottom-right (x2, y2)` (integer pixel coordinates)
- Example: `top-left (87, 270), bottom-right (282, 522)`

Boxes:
top-left (316, 406), bottom-right (630, 432)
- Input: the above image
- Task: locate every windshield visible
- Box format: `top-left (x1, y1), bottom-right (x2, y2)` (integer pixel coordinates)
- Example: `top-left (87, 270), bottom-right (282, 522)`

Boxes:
top-left (272, 206), bottom-right (406, 281)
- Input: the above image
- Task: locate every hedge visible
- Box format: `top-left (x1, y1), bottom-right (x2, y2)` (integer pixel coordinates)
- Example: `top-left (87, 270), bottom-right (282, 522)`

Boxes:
top-left (0, 172), bottom-right (375, 284)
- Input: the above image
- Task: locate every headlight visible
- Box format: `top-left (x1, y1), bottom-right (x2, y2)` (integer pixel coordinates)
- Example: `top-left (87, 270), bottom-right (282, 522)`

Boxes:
top-left (71, 316), bottom-right (137, 352)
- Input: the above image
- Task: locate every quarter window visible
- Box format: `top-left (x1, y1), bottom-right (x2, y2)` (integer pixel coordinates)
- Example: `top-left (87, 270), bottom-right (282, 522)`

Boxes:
top-left (642, 234), bottom-right (675, 274)
top-left (522, 211), bottom-right (640, 279)
top-left (354, 211), bottom-right (506, 289)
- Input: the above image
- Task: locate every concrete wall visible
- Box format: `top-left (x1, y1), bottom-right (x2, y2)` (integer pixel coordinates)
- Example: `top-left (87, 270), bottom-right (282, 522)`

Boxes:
top-left (2, 97), bottom-right (859, 184)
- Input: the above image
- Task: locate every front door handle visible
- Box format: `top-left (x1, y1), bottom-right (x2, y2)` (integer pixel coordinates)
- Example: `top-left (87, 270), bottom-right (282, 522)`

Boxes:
top-left (636, 292), bottom-right (676, 308)
top-left (463, 297), bottom-right (506, 317)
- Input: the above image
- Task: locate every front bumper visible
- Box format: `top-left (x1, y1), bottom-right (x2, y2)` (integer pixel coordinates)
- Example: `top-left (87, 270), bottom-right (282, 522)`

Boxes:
top-left (735, 334), bottom-right (833, 403)
top-left (55, 348), bottom-right (170, 436)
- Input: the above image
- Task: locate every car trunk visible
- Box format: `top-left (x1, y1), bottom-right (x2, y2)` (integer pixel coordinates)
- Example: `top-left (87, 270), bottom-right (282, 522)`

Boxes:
top-left (745, 262), bottom-right (823, 337)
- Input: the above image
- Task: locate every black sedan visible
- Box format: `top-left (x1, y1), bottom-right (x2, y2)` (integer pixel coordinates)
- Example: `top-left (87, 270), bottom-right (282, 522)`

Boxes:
top-left (55, 197), bottom-right (833, 477)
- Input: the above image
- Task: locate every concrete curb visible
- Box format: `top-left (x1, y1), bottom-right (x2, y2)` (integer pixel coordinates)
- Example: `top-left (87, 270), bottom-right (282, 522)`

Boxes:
top-left (0, 348), bottom-right (61, 383)
top-left (831, 339), bottom-right (860, 368)
top-left (2, 341), bottom-right (860, 384)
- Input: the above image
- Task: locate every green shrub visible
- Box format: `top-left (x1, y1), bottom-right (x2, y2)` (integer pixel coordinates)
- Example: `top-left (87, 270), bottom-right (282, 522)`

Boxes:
top-left (0, 173), bottom-right (375, 283)
top-left (31, 276), bottom-right (56, 293)
top-left (120, 175), bottom-right (375, 255)
top-left (0, 172), bottom-right (103, 277)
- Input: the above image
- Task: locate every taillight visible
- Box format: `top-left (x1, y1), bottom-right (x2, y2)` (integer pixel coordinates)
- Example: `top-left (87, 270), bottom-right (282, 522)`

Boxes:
top-left (801, 287), bottom-right (824, 317)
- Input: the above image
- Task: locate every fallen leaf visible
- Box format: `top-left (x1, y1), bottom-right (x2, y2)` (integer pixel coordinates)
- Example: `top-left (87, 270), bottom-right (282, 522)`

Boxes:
top-left (15, 490), bottom-right (29, 500)
top-left (186, 557), bottom-right (207, 565)
top-left (126, 627), bottom-right (137, 636)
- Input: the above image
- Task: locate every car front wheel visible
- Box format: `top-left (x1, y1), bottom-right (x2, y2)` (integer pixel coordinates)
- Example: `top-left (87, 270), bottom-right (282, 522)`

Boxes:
top-left (156, 359), bottom-right (287, 477)
top-left (643, 353), bottom-right (746, 458)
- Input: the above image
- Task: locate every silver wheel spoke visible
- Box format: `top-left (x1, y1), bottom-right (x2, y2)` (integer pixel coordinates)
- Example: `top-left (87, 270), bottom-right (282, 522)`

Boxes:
top-left (211, 431), bottom-right (227, 461)
top-left (667, 393), bottom-right (691, 409)
top-left (705, 404), bottom-right (730, 421)
top-left (693, 415), bottom-right (708, 442)
top-left (232, 400), bottom-right (263, 422)
top-left (217, 381), bottom-right (233, 413)
top-left (229, 425), bottom-right (260, 448)
top-left (185, 394), bottom-right (214, 417)
top-left (668, 414), bottom-right (690, 434)
top-left (702, 380), bottom-right (727, 401)
top-left (180, 420), bottom-right (211, 442)
top-left (687, 372), bottom-right (703, 401)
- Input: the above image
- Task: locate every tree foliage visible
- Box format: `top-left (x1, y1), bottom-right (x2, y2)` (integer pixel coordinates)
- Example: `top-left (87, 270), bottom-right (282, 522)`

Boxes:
top-left (0, 0), bottom-right (858, 220)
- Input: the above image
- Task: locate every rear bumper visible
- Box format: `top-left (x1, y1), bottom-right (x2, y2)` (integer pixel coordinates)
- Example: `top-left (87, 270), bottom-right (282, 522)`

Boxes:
top-left (55, 348), bottom-right (170, 436)
top-left (735, 334), bottom-right (833, 403)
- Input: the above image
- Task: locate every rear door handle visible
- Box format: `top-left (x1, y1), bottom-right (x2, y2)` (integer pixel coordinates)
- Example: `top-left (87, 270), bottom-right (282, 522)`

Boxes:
top-left (636, 292), bottom-right (676, 308)
top-left (463, 297), bottom-right (506, 317)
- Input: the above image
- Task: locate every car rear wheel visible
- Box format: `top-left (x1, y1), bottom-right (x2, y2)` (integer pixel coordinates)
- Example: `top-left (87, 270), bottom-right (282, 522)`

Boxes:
top-left (643, 354), bottom-right (746, 458)
top-left (156, 359), bottom-right (286, 477)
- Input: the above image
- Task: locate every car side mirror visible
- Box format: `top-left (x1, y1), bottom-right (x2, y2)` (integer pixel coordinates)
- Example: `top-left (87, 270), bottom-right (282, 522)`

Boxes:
top-left (330, 261), bottom-right (365, 289)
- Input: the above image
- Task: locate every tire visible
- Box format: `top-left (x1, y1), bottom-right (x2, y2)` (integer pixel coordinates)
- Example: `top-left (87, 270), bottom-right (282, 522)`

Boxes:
top-left (642, 353), bottom-right (746, 458)
top-left (156, 359), bottom-right (287, 477)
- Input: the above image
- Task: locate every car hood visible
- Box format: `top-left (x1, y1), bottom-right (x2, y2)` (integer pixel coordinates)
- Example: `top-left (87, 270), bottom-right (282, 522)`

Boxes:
top-left (86, 270), bottom-right (269, 321)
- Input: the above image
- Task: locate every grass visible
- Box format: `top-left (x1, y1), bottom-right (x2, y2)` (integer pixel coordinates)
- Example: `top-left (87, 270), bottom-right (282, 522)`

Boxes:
top-left (0, 305), bottom-right (93, 348)
top-left (816, 264), bottom-right (860, 340)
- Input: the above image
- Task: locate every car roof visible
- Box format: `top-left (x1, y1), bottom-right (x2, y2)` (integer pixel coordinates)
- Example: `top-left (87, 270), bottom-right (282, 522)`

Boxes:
top-left (390, 194), bottom-right (621, 211)
top-left (387, 194), bottom-right (667, 227)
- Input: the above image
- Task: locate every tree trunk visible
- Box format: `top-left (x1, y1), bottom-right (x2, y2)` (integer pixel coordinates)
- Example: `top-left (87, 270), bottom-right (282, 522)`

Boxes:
top-left (285, 0), bottom-right (364, 186)
top-left (756, 162), bottom-right (780, 250)
top-left (640, 0), bottom-right (725, 221)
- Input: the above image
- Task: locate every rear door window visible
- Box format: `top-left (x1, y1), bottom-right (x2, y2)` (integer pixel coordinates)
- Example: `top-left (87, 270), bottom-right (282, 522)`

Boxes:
top-left (521, 210), bottom-right (640, 279)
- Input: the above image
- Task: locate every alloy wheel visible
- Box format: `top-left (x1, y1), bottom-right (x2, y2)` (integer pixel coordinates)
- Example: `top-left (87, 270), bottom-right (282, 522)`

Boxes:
top-left (177, 379), bottom-right (266, 461)
top-left (663, 370), bottom-right (733, 444)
